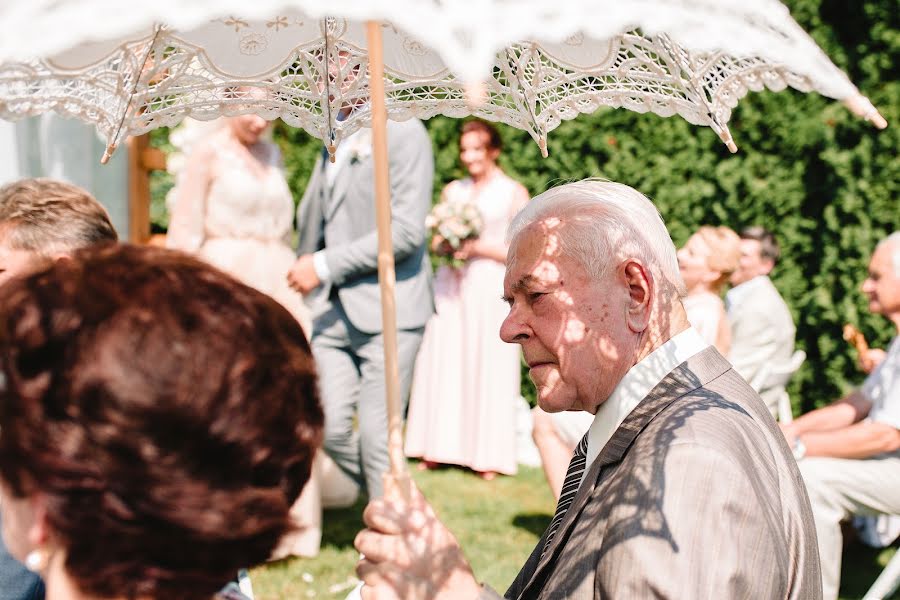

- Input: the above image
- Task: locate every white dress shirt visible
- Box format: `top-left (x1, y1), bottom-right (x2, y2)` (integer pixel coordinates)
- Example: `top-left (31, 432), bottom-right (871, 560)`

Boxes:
top-left (582, 327), bottom-right (710, 483)
top-left (863, 336), bottom-right (900, 430)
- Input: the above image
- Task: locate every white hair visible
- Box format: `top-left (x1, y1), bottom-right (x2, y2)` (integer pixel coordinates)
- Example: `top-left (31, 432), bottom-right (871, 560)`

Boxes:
top-left (507, 179), bottom-right (686, 297)
top-left (877, 232), bottom-right (900, 276)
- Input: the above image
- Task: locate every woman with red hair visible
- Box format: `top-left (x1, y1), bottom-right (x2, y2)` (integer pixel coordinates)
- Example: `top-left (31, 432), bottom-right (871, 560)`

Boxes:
top-left (0, 245), bottom-right (322, 600)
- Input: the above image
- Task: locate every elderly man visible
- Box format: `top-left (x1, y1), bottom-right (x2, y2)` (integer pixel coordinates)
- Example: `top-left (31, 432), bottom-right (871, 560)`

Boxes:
top-left (782, 232), bottom-right (900, 600)
top-left (0, 178), bottom-right (117, 600)
top-left (354, 180), bottom-right (821, 599)
top-left (726, 226), bottom-right (797, 416)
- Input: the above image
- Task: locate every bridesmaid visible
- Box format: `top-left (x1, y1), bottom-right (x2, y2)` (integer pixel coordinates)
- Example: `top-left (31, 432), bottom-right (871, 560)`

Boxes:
top-left (405, 120), bottom-right (529, 479)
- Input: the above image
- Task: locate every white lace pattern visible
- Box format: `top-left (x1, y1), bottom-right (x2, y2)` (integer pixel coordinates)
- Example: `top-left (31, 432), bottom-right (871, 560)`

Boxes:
top-left (0, 2), bottom-right (869, 155)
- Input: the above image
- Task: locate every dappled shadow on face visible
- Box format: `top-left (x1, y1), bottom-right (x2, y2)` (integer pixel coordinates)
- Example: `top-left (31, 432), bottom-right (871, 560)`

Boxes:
top-left (512, 512), bottom-right (553, 538)
top-left (504, 215), bottom-right (680, 415)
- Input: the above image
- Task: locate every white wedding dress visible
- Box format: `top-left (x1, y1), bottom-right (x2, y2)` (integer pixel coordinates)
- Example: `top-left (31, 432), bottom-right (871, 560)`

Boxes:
top-left (173, 140), bottom-right (311, 334)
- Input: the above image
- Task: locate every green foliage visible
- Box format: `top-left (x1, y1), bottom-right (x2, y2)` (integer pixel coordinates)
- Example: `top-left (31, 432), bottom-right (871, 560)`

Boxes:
top-left (152, 0), bottom-right (898, 413)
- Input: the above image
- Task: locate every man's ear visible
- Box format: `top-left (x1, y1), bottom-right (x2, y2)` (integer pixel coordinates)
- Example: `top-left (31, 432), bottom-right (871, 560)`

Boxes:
top-left (760, 258), bottom-right (776, 276)
top-left (622, 260), bottom-right (652, 333)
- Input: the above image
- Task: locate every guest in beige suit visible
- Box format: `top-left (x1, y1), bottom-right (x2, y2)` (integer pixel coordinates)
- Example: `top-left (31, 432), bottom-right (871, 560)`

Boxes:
top-left (726, 226), bottom-right (796, 417)
top-left (353, 180), bottom-right (821, 600)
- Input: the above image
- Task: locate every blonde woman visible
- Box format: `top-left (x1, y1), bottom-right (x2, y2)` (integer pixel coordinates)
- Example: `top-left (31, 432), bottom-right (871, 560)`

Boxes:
top-left (677, 225), bottom-right (741, 353)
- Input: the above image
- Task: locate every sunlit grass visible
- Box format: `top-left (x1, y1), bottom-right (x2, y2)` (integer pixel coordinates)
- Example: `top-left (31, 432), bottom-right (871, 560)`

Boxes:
top-left (250, 462), bottom-right (553, 599)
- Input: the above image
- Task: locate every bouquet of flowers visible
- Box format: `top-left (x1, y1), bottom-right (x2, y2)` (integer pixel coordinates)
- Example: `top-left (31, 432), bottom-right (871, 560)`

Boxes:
top-left (425, 200), bottom-right (484, 267)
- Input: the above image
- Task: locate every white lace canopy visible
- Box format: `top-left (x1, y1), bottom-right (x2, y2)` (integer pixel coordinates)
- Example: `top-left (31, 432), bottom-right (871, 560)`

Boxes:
top-left (0, 1), bottom-right (883, 156)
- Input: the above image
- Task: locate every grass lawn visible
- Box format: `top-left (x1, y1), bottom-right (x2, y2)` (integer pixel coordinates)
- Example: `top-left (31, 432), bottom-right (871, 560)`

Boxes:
top-left (250, 462), bottom-right (898, 599)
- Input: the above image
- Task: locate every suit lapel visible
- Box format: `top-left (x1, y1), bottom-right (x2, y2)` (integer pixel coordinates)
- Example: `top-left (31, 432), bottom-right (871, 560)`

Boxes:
top-left (324, 158), bottom-right (355, 221)
top-left (517, 347), bottom-right (731, 598)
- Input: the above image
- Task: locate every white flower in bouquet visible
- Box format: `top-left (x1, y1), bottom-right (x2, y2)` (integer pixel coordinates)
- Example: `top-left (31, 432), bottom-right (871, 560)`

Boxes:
top-left (426, 200), bottom-right (484, 253)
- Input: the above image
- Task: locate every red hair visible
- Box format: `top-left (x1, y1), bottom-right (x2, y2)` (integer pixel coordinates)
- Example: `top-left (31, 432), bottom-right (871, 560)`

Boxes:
top-left (0, 244), bottom-right (322, 599)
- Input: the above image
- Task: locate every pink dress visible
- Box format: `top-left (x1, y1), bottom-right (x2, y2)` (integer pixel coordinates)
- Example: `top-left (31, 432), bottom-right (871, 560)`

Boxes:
top-left (405, 172), bottom-right (525, 475)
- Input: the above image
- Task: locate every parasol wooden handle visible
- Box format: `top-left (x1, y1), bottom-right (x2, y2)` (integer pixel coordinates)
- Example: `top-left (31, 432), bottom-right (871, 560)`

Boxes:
top-left (366, 21), bottom-right (409, 488)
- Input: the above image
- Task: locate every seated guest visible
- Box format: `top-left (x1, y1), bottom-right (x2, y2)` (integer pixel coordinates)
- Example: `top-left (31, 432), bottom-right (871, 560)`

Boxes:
top-left (0, 245), bottom-right (323, 600)
top-left (727, 226), bottom-right (796, 417)
top-left (676, 225), bottom-right (740, 353)
top-left (0, 177), bottom-right (118, 600)
top-left (781, 232), bottom-right (900, 600)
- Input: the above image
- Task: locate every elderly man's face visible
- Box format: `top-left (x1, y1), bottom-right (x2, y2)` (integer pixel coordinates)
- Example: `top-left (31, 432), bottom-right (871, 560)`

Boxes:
top-left (500, 221), bottom-right (634, 414)
top-left (862, 243), bottom-right (900, 317)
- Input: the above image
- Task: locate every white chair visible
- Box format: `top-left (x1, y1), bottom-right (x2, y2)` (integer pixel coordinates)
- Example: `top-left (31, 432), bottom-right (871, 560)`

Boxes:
top-left (862, 545), bottom-right (900, 600)
top-left (749, 350), bottom-right (807, 423)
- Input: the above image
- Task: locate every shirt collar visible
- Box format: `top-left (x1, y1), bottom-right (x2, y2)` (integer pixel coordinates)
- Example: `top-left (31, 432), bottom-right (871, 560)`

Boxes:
top-left (725, 275), bottom-right (768, 312)
top-left (582, 327), bottom-right (710, 478)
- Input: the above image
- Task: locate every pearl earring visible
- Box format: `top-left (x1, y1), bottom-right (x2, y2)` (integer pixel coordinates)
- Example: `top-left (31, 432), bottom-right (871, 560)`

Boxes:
top-left (24, 549), bottom-right (46, 572)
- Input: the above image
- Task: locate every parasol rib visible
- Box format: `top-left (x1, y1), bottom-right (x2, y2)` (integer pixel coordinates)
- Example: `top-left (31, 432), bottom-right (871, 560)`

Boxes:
top-left (656, 34), bottom-right (738, 153)
top-left (101, 24), bottom-right (162, 164)
top-left (322, 19), bottom-right (337, 163)
top-left (505, 46), bottom-right (549, 158)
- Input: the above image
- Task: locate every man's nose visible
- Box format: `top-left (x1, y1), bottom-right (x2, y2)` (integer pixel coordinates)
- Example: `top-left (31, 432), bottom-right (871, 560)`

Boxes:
top-left (500, 308), bottom-right (529, 344)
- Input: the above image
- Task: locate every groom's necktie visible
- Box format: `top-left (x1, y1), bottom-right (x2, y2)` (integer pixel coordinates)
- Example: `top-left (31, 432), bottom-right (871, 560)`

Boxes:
top-left (542, 432), bottom-right (590, 558)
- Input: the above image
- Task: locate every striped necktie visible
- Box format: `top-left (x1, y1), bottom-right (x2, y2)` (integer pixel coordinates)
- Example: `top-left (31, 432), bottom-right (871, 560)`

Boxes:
top-left (542, 432), bottom-right (590, 557)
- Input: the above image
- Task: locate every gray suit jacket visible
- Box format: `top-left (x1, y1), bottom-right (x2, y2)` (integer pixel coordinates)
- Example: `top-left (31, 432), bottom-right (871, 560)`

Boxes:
top-left (491, 347), bottom-right (821, 600)
top-left (727, 276), bottom-right (796, 414)
top-left (296, 118), bottom-right (434, 334)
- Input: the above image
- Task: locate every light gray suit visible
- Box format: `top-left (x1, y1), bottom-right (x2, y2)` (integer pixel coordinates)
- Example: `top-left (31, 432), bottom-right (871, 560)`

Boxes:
top-left (486, 347), bottom-right (821, 600)
top-left (296, 118), bottom-right (434, 498)
top-left (727, 275), bottom-right (796, 416)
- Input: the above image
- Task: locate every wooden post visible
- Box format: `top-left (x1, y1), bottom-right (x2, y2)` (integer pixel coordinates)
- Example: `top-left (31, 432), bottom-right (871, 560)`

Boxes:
top-left (365, 21), bottom-right (409, 490)
top-left (126, 133), bottom-right (166, 244)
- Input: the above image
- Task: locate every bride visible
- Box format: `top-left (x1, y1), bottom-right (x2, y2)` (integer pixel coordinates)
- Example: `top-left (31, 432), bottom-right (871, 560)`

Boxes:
top-left (166, 114), bottom-right (311, 335)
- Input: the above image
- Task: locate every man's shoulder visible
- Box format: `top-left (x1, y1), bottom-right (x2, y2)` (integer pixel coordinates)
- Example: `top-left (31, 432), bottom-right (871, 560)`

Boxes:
top-left (750, 276), bottom-right (791, 308)
top-left (639, 369), bottom-right (771, 449)
top-left (387, 117), bottom-right (428, 138)
top-left (732, 277), bottom-right (793, 325)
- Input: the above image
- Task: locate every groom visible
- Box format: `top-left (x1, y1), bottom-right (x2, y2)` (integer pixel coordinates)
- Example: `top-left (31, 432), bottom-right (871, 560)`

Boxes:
top-left (288, 117), bottom-right (434, 499)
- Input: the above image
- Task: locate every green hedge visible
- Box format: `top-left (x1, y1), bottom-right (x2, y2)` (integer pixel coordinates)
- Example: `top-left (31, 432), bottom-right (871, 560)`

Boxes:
top-left (155, 0), bottom-right (898, 413)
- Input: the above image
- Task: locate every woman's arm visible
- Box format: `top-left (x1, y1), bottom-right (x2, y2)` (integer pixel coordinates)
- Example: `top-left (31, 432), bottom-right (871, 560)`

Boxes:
top-left (166, 143), bottom-right (215, 252)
